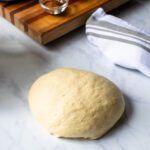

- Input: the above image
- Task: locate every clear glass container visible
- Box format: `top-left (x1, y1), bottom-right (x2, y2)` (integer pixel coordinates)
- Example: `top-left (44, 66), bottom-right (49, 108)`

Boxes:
top-left (39, 0), bottom-right (69, 15)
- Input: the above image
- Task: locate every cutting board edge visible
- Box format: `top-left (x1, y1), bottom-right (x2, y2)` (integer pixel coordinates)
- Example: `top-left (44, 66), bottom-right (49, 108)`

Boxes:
top-left (0, 0), bottom-right (130, 44)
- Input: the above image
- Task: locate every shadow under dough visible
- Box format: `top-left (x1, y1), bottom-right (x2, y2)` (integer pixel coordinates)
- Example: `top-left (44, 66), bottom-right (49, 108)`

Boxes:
top-left (101, 94), bottom-right (134, 139)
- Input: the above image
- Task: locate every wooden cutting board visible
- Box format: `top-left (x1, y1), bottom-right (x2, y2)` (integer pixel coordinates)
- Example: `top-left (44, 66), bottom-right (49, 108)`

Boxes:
top-left (0, 0), bottom-right (129, 44)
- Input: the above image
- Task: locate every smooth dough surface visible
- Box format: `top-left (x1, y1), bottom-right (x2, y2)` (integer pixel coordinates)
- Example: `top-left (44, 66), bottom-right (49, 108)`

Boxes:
top-left (29, 68), bottom-right (125, 139)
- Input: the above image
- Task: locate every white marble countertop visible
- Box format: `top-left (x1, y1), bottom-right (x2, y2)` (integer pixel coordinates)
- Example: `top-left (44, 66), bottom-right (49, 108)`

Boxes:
top-left (0, 1), bottom-right (150, 150)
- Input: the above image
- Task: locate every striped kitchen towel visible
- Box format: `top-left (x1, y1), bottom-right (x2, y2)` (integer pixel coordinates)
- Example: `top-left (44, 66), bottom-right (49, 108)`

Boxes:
top-left (86, 8), bottom-right (150, 78)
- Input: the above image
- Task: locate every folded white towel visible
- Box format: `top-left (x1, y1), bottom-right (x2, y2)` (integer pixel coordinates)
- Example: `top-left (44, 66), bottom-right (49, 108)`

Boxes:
top-left (86, 8), bottom-right (150, 77)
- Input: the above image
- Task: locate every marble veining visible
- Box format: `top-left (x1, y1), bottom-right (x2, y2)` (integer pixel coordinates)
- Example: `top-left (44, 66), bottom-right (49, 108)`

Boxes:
top-left (0, 1), bottom-right (150, 150)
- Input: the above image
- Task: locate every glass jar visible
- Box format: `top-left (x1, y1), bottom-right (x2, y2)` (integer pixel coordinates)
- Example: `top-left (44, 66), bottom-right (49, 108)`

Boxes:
top-left (39, 0), bottom-right (69, 15)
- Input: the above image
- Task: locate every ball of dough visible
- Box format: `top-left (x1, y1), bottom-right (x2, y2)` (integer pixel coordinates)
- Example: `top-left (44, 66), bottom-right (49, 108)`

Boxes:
top-left (28, 68), bottom-right (125, 139)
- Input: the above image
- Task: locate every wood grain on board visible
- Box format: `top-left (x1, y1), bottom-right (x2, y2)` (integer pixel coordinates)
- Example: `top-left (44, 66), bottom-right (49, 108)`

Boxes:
top-left (0, 0), bottom-right (129, 44)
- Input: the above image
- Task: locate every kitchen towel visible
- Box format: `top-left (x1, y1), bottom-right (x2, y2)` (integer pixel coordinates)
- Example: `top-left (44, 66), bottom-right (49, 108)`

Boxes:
top-left (86, 8), bottom-right (150, 78)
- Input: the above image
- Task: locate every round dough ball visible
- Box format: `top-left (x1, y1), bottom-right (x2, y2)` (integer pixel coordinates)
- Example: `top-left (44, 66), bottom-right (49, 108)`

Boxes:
top-left (28, 68), bottom-right (125, 139)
